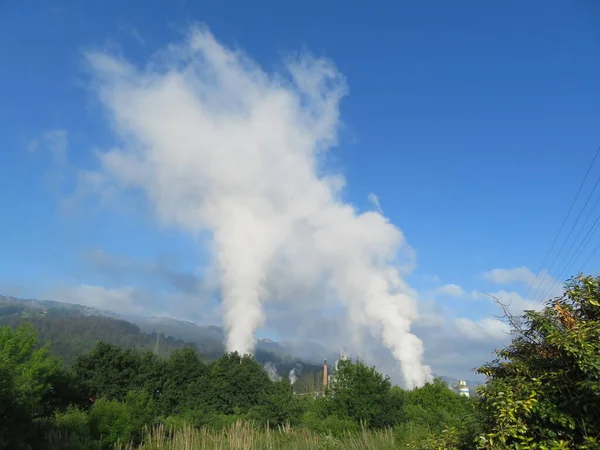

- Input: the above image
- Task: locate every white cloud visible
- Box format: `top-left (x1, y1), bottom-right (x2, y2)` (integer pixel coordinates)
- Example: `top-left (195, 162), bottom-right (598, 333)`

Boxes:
top-left (50, 281), bottom-right (221, 325)
top-left (118, 20), bottom-right (145, 46)
top-left (77, 25), bottom-right (431, 388)
top-left (43, 130), bottom-right (69, 166)
top-left (483, 289), bottom-right (541, 315)
top-left (412, 305), bottom-right (510, 380)
top-left (27, 129), bottom-right (71, 192)
top-left (28, 129), bottom-right (68, 165)
top-left (483, 266), bottom-right (536, 286)
top-left (421, 274), bottom-right (441, 284)
top-left (368, 193), bottom-right (383, 213)
top-left (453, 317), bottom-right (510, 341)
top-left (435, 283), bottom-right (465, 298)
top-left (52, 284), bottom-right (148, 316)
top-left (482, 266), bottom-right (563, 301)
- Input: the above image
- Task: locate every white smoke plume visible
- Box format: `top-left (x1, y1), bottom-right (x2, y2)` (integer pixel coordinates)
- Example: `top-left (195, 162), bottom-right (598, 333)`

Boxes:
top-left (289, 368), bottom-right (298, 385)
top-left (82, 25), bottom-right (432, 388)
top-left (263, 362), bottom-right (281, 382)
top-left (368, 193), bottom-right (383, 214)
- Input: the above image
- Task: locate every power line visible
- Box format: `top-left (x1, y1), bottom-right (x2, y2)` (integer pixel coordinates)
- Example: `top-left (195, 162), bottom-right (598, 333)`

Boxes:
top-left (524, 146), bottom-right (600, 301)
top-left (577, 238), bottom-right (600, 274)
top-left (537, 174), bottom-right (600, 299)
top-left (539, 212), bottom-right (600, 301)
top-left (539, 179), bottom-right (600, 300)
top-left (556, 191), bottom-right (600, 273)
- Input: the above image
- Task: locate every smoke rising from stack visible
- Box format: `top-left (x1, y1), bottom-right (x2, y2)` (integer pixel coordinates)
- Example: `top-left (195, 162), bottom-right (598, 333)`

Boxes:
top-left (263, 362), bottom-right (281, 382)
top-left (82, 25), bottom-right (432, 388)
top-left (289, 369), bottom-right (297, 385)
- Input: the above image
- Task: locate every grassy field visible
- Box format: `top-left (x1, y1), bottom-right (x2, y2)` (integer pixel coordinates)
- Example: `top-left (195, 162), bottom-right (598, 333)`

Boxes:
top-left (117, 421), bottom-right (433, 450)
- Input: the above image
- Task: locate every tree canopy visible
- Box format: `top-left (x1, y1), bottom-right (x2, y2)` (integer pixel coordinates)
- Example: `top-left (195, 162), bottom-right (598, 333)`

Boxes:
top-left (5, 276), bottom-right (599, 449)
top-left (475, 274), bottom-right (600, 449)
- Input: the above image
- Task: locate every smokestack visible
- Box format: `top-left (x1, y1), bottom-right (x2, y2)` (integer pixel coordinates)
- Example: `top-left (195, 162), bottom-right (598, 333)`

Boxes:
top-left (323, 359), bottom-right (328, 392)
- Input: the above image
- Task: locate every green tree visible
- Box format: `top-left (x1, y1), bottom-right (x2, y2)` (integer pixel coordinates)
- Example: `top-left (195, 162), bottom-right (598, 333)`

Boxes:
top-left (476, 274), bottom-right (600, 449)
top-left (72, 341), bottom-right (143, 401)
top-left (250, 379), bottom-right (300, 427)
top-left (158, 348), bottom-right (207, 414)
top-left (0, 364), bottom-right (29, 448)
top-left (293, 371), bottom-right (324, 395)
top-left (0, 323), bottom-right (62, 447)
top-left (206, 351), bottom-right (271, 414)
top-left (136, 351), bottom-right (166, 401)
top-left (403, 379), bottom-right (475, 434)
top-left (325, 358), bottom-right (392, 427)
top-left (89, 391), bottom-right (156, 448)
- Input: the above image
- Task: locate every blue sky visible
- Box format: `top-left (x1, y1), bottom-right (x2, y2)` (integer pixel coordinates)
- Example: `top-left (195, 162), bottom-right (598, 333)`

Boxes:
top-left (1, 1), bottom-right (600, 380)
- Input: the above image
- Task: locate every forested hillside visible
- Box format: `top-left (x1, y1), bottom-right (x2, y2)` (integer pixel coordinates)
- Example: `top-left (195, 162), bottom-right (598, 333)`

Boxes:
top-left (0, 295), bottom-right (479, 389)
top-left (0, 296), bottom-right (323, 376)
top-left (1, 275), bottom-right (599, 449)
top-left (0, 299), bottom-right (205, 365)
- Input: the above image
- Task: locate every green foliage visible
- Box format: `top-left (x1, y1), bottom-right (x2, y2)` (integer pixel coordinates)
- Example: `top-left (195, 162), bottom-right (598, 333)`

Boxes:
top-left (476, 274), bottom-right (600, 449)
top-left (0, 299), bottom-right (489, 448)
top-left (301, 410), bottom-right (361, 437)
top-left (54, 406), bottom-right (92, 443)
top-left (88, 391), bottom-right (156, 448)
top-left (0, 363), bottom-right (29, 448)
top-left (89, 398), bottom-right (133, 448)
top-left (293, 371), bottom-right (324, 394)
top-left (325, 358), bottom-right (393, 427)
top-left (0, 323), bottom-right (62, 413)
top-left (73, 342), bottom-right (145, 401)
top-left (0, 323), bottom-right (62, 448)
top-left (249, 379), bottom-right (300, 427)
top-left (0, 302), bottom-right (203, 365)
top-left (402, 379), bottom-right (476, 434)
top-left (158, 348), bottom-right (207, 414)
top-left (206, 351), bottom-right (271, 415)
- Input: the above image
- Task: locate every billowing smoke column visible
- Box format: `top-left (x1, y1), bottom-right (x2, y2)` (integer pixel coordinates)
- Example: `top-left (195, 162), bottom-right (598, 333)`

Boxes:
top-left (263, 362), bottom-right (281, 382)
top-left (84, 25), bottom-right (433, 388)
top-left (289, 369), bottom-right (298, 385)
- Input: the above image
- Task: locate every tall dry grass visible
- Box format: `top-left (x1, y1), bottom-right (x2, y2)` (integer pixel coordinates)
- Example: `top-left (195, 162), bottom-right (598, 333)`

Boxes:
top-left (117, 420), bottom-right (404, 450)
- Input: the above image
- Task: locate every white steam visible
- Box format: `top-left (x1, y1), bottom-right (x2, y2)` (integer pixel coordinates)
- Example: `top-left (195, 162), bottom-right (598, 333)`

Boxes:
top-left (263, 362), bottom-right (281, 382)
top-left (83, 25), bottom-right (432, 388)
top-left (289, 368), bottom-right (298, 385)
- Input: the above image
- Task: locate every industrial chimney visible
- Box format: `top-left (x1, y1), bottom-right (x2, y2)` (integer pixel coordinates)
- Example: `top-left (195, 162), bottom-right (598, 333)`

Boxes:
top-left (323, 359), bottom-right (328, 392)
top-left (456, 380), bottom-right (470, 397)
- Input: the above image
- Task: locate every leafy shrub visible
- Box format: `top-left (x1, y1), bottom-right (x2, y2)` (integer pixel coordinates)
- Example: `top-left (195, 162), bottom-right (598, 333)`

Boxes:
top-left (54, 406), bottom-right (91, 440)
top-left (301, 411), bottom-right (360, 437)
top-left (159, 415), bottom-right (188, 432)
top-left (476, 275), bottom-right (600, 448)
top-left (0, 323), bottom-right (63, 448)
top-left (89, 398), bottom-right (133, 448)
top-left (203, 412), bottom-right (250, 430)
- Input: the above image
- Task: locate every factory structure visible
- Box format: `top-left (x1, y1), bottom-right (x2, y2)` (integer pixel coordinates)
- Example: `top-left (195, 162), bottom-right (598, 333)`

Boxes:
top-left (314, 354), bottom-right (471, 398)
top-left (452, 380), bottom-right (470, 397)
top-left (322, 351), bottom-right (349, 393)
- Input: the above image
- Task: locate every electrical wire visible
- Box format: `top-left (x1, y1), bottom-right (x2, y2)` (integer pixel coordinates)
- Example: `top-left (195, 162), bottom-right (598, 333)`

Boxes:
top-left (539, 212), bottom-right (600, 302)
top-left (576, 238), bottom-right (600, 275)
top-left (524, 146), bottom-right (600, 301)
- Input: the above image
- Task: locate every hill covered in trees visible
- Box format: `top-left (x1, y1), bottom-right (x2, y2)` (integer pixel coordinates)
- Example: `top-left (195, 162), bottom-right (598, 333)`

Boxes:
top-left (3, 275), bottom-right (599, 449)
top-left (0, 295), bottom-right (324, 378)
top-left (1, 323), bottom-right (479, 449)
top-left (0, 297), bottom-right (208, 365)
top-left (0, 295), bottom-right (481, 392)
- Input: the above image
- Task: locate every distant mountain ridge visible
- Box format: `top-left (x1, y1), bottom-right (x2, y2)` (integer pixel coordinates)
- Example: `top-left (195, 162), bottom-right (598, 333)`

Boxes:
top-left (0, 294), bottom-right (324, 377)
top-left (0, 294), bottom-right (483, 392)
top-left (0, 295), bottom-right (121, 318)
